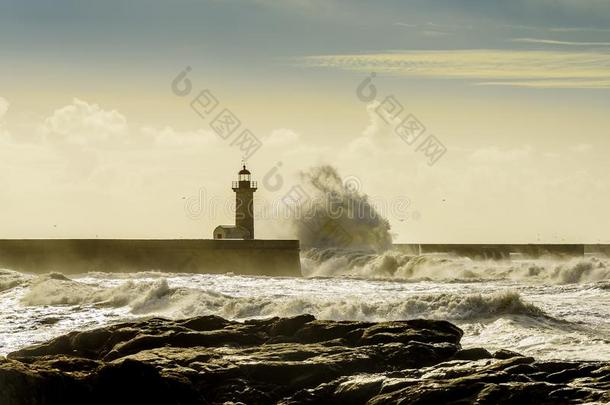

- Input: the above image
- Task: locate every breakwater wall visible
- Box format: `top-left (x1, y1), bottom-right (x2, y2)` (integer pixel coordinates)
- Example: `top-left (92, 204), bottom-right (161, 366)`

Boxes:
top-left (0, 239), bottom-right (301, 277)
top-left (392, 244), bottom-right (605, 259)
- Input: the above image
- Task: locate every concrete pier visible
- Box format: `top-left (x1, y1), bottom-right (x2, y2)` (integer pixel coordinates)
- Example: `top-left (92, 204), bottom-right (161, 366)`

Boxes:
top-left (0, 239), bottom-right (302, 277)
top-left (393, 244), bottom-right (593, 259)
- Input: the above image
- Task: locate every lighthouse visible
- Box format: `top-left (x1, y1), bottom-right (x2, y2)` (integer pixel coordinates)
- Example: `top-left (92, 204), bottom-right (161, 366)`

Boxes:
top-left (233, 164), bottom-right (257, 239)
top-left (213, 164), bottom-right (257, 240)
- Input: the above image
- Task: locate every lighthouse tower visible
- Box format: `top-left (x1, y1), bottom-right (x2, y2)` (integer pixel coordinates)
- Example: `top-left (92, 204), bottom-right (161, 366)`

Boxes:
top-left (212, 164), bottom-right (258, 240)
top-left (232, 165), bottom-right (257, 239)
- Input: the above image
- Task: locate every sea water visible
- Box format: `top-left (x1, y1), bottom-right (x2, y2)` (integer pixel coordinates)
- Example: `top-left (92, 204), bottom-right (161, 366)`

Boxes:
top-left (1, 252), bottom-right (609, 361)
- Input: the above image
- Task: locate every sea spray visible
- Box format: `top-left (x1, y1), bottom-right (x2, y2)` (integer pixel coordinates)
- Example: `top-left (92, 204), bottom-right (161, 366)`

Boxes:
top-left (291, 166), bottom-right (392, 252)
top-left (0, 269), bottom-right (30, 292)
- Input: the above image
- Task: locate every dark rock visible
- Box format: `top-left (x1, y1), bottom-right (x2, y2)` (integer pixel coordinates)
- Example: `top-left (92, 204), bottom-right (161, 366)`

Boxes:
top-left (293, 320), bottom-right (373, 343)
top-left (533, 360), bottom-right (580, 373)
top-left (546, 366), bottom-right (595, 383)
top-left (91, 358), bottom-right (204, 405)
top-left (359, 319), bottom-right (463, 346)
top-left (453, 347), bottom-right (493, 360)
top-left (268, 314), bottom-right (316, 337)
top-left (493, 349), bottom-right (525, 359)
top-left (177, 315), bottom-right (231, 331)
top-left (2, 315), bottom-right (609, 405)
top-left (39, 317), bottom-right (61, 325)
top-left (503, 363), bottom-right (539, 375)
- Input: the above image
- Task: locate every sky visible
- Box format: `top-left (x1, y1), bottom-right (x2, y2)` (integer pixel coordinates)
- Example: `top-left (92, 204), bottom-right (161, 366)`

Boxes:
top-left (0, 0), bottom-right (609, 242)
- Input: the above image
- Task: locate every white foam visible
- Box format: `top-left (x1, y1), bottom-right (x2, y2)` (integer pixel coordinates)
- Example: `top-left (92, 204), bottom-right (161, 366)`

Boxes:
top-left (20, 273), bottom-right (171, 308)
top-left (18, 273), bottom-right (545, 322)
top-left (304, 249), bottom-right (610, 284)
top-left (2, 260), bottom-right (610, 361)
top-left (0, 269), bottom-right (31, 292)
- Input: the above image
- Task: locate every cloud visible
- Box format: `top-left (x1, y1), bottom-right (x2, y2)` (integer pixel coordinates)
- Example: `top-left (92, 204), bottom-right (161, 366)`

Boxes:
top-left (262, 128), bottom-right (301, 146)
top-left (394, 22), bottom-right (417, 28)
top-left (470, 146), bottom-right (533, 163)
top-left (0, 97), bottom-right (8, 120)
top-left (361, 101), bottom-right (402, 139)
top-left (253, 0), bottom-right (327, 8)
top-left (572, 143), bottom-right (593, 153)
top-left (549, 27), bottom-right (610, 33)
top-left (393, 21), bottom-right (472, 36)
top-left (0, 97), bottom-right (10, 142)
top-left (140, 126), bottom-right (220, 148)
top-left (512, 38), bottom-right (610, 46)
top-left (476, 79), bottom-right (610, 89)
top-left (302, 50), bottom-right (610, 89)
top-left (503, 24), bottom-right (610, 33)
top-left (43, 98), bottom-right (128, 146)
top-left (421, 30), bottom-right (450, 37)
top-left (216, 0), bottom-right (334, 13)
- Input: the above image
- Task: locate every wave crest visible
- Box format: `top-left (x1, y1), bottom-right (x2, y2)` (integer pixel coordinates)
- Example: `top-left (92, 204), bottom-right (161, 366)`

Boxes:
top-left (303, 249), bottom-right (610, 284)
top-left (18, 274), bottom-right (545, 322)
top-left (0, 269), bottom-right (31, 292)
top-left (20, 274), bottom-right (171, 308)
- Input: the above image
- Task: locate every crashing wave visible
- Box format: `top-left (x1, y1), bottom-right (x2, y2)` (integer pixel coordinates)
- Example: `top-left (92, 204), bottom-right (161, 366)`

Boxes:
top-left (291, 166), bottom-right (393, 252)
top-left (0, 269), bottom-right (31, 292)
top-left (20, 273), bottom-right (171, 308)
top-left (303, 248), bottom-right (610, 284)
top-left (18, 274), bottom-right (545, 322)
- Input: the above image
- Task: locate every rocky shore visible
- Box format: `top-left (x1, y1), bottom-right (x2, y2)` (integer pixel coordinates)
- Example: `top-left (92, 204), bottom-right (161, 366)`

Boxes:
top-left (1, 315), bottom-right (608, 404)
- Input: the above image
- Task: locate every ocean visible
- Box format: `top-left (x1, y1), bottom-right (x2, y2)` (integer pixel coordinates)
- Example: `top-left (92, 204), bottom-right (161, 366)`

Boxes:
top-left (1, 250), bottom-right (609, 361)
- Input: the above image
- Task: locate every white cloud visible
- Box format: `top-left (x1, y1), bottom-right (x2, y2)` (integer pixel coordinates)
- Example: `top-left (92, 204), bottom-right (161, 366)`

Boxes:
top-left (470, 146), bottom-right (533, 162)
top-left (421, 30), bottom-right (450, 37)
top-left (1, 97), bottom-right (608, 241)
top-left (549, 27), bottom-right (610, 33)
top-left (302, 50), bottom-right (610, 89)
top-left (0, 97), bottom-right (8, 120)
top-left (0, 97), bottom-right (10, 142)
top-left (263, 128), bottom-right (301, 146)
top-left (572, 143), bottom-right (593, 153)
top-left (476, 79), bottom-right (610, 89)
top-left (216, 0), bottom-right (334, 13)
top-left (362, 101), bottom-right (400, 138)
top-left (511, 38), bottom-right (610, 47)
top-left (394, 22), bottom-right (417, 28)
top-left (43, 98), bottom-right (128, 146)
top-left (140, 126), bottom-right (220, 148)
top-left (345, 100), bottom-right (415, 160)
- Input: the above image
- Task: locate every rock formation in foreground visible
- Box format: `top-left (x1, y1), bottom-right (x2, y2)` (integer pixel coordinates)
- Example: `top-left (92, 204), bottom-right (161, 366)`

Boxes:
top-left (1, 315), bottom-right (608, 404)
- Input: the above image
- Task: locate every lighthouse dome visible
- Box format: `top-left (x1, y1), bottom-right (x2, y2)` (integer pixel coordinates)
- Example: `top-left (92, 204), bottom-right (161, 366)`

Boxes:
top-left (239, 165), bottom-right (250, 175)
